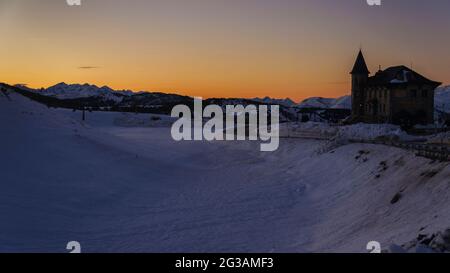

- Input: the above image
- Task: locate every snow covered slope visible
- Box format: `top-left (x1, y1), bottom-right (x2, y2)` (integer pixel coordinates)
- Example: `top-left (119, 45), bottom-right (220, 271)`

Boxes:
top-left (297, 96), bottom-right (351, 109)
top-left (330, 95), bottom-right (352, 109)
top-left (24, 82), bottom-right (134, 102)
top-left (435, 86), bottom-right (450, 113)
top-left (1, 88), bottom-right (450, 253)
top-left (251, 97), bottom-right (296, 107)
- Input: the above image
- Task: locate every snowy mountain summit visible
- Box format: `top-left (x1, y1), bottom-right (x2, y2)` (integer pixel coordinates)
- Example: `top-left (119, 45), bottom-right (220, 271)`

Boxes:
top-left (297, 96), bottom-right (351, 109)
top-left (252, 97), bottom-right (296, 107)
top-left (27, 82), bottom-right (136, 102)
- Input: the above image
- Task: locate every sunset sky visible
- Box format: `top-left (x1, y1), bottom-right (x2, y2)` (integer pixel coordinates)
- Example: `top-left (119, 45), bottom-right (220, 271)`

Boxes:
top-left (1, 0), bottom-right (449, 101)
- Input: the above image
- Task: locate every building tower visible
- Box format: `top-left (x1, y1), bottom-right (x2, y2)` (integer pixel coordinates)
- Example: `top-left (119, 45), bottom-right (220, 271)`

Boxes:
top-left (350, 50), bottom-right (370, 119)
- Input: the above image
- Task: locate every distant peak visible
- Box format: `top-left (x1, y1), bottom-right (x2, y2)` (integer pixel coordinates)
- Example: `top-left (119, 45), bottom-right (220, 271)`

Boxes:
top-left (100, 85), bottom-right (113, 91)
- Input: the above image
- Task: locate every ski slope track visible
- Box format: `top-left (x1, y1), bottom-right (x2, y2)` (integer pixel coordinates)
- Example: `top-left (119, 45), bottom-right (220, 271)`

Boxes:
top-left (0, 89), bottom-right (449, 253)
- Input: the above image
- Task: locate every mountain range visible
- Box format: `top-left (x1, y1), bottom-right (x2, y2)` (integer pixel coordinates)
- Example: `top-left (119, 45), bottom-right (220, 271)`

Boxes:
top-left (13, 82), bottom-right (450, 113)
top-left (19, 82), bottom-right (352, 108)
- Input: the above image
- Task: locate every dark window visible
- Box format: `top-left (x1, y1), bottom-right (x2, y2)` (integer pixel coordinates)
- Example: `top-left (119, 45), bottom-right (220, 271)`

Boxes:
top-left (410, 90), bottom-right (417, 98)
top-left (384, 90), bottom-right (388, 98)
top-left (421, 90), bottom-right (428, 98)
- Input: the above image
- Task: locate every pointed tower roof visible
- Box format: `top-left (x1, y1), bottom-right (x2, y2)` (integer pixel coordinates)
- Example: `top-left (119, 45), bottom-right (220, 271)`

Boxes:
top-left (350, 50), bottom-right (370, 74)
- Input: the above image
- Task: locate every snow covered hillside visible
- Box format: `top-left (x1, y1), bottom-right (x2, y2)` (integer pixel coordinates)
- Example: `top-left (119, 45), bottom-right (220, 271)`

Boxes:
top-left (1, 88), bottom-right (450, 253)
top-left (297, 96), bottom-right (351, 109)
top-left (436, 86), bottom-right (450, 113)
top-left (23, 82), bottom-right (135, 102)
top-left (252, 97), bottom-right (296, 107)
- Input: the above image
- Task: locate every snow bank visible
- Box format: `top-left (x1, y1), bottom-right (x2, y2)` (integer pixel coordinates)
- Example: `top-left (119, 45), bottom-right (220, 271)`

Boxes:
top-left (386, 228), bottom-right (450, 253)
top-left (113, 113), bottom-right (175, 128)
top-left (282, 122), bottom-right (417, 142)
top-left (427, 131), bottom-right (450, 145)
top-left (337, 123), bottom-right (408, 141)
top-left (289, 122), bottom-right (338, 134)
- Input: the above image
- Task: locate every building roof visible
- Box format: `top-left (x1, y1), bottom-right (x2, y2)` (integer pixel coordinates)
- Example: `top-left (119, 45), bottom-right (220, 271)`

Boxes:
top-left (367, 65), bottom-right (441, 87)
top-left (350, 50), bottom-right (370, 75)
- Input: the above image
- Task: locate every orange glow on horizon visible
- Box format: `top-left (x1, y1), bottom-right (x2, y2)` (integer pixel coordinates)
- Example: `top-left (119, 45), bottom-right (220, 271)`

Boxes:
top-left (1, 0), bottom-right (449, 103)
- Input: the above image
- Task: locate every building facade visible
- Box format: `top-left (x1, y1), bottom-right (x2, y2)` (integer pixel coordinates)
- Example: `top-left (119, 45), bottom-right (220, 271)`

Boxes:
top-left (350, 50), bottom-right (441, 125)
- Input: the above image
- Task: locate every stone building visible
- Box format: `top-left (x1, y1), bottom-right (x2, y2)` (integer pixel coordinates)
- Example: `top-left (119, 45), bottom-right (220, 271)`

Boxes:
top-left (350, 50), bottom-right (441, 125)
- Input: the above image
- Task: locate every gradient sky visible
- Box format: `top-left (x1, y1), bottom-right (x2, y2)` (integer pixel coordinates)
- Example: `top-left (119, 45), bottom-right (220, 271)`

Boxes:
top-left (1, 0), bottom-right (449, 101)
